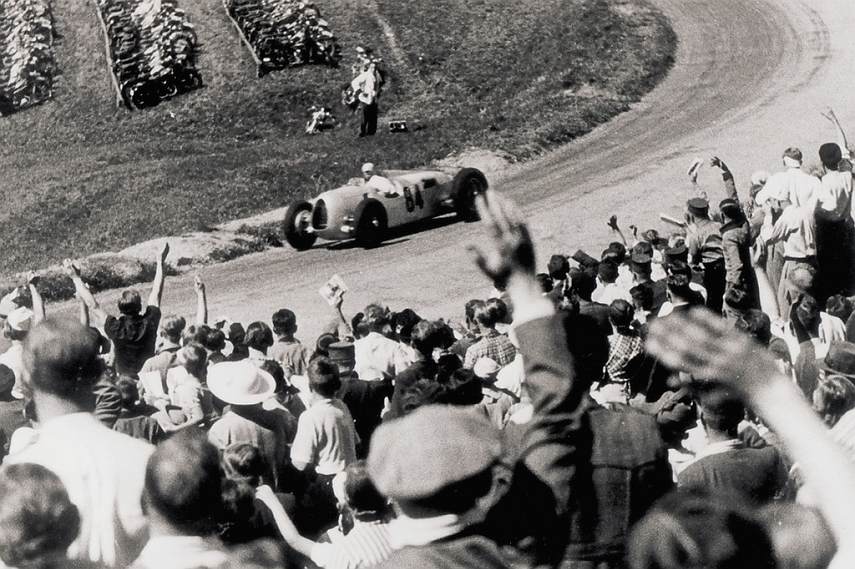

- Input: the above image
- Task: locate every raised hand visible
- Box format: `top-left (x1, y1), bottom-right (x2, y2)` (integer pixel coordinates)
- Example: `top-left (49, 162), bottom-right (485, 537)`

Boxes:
top-left (62, 259), bottom-right (81, 277)
top-left (645, 308), bottom-right (779, 396)
top-left (710, 156), bottom-right (730, 172)
top-left (26, 271), bottom-right (39, 286)
top-left (821, 108), bottom-right (840, 125)
top-left (468, 191), bottom-right (535, 282)
top-left (607, 215), bottom-right (619, 231)
top-left (159, 242), bottom-right (170, 263)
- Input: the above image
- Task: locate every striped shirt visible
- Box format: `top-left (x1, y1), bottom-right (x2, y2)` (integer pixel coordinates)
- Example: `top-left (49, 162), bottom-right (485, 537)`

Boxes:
top-left (312, 520), bottom-right (395, 569)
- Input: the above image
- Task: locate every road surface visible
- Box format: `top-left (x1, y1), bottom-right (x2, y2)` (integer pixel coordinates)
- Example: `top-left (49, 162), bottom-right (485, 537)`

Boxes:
top-left (56, 0), bottom-right (855, 344)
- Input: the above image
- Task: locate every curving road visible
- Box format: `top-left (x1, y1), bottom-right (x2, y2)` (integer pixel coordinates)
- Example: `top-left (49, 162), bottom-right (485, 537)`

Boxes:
top-left (58, 0), bottom-right (855, 342)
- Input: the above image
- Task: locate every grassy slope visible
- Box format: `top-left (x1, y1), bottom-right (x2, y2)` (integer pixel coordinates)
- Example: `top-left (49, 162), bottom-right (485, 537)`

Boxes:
top-left (0, 0), bottom-right (674, 275)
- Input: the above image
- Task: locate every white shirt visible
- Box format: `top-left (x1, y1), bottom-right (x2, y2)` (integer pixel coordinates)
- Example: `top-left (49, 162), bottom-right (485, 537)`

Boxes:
top-left (131, 536), bottom-right (230, 569)
top-left (759, 166), bottom-right (822, 208)
top-left (6, 413), bottom-right (154, 568)
top-left (0, 342), bottom-right (25, 399)
top-left (290, 398), bottom-right (358, 476)
top-left (354, 332), bottom-right (400, 381)
top-left (592, 281), bottom-right (632, 306)
top-left (495, 354), bottom-right (524, 399)
top-left (351, 68), bottom-right (378, 105)
top-left (817, 170), bottom-right (853, 222)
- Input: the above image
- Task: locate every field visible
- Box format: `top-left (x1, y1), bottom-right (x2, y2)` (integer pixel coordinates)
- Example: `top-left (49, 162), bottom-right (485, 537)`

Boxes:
top-left (0, 0), bottom-right (675, 276)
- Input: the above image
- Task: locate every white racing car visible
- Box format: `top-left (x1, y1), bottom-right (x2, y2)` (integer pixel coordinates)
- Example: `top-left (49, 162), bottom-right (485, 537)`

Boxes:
top-left (282, 167), bottom-right (488, 249)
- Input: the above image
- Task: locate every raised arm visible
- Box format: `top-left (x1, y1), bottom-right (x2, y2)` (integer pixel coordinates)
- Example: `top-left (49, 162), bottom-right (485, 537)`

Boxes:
top-left (63, 260), bottom-right (109, 327)
top-left (254, 485), bottom-right (318, 560)
top-left (822, 109), bottom-right (852, 160)
top-left (146, 243), bottom-right (170, 309)
top-left (710, 156), bottom-right (740, 203)
top-left (647, 309), bottom-right (855, 564)
top-left (470, 191), bottom-right (589, 563)
top-left (26, 272), bottom-right (44, 325)
top-left (194, 274), bottom-right (207, 325)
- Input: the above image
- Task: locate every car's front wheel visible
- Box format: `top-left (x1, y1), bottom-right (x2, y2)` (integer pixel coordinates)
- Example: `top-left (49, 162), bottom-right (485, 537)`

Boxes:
top-left (452, 168), bottom-right (489, 222)
top-left (283, 201), bottom-right (318, 250)
top-left (354, 200), bottom-right (387, 248)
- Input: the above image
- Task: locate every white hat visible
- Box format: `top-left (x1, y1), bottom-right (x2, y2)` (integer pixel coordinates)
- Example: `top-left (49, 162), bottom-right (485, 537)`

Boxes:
top-left (207, 361), bottom-right (276, 405)
top-left (7, 308), bottom-right (33, 332)
top-left (361, 162), bottom-right (375, 173)
top-left (0, 289), bottom-right (21, 318)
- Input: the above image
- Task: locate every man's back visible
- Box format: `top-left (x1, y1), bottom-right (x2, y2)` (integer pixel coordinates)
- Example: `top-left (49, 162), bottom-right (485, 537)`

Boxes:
top-left (208, 409), bottom-right (291, 488)
top-left (678, 442), bottom-right (787, 504)
top-left (7, 413), bottom-right (154, 568)
top-left (565, 405), bottom-right (673, 563)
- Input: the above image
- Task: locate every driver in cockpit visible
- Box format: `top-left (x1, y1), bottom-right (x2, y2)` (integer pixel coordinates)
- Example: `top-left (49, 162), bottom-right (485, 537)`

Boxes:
top-left (361, 162), bottom-right (399, 198)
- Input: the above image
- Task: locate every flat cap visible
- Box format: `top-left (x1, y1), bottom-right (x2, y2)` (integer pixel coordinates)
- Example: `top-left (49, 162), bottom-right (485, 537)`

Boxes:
top-left (686, 197), bottom-right (709, 216)
top-left (367, 406), bottom-right (502, 500)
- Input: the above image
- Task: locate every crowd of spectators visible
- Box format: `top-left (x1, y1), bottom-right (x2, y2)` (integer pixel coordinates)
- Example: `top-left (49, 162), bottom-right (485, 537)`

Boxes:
top-left (0, 0), bottom-right (54, 116)
top-left (1, 114), bottom-right (855, 569)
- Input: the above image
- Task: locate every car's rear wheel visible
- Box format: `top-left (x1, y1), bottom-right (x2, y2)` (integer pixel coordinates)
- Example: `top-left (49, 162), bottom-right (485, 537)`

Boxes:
top-left (453, 168), bottom-right (489, 221)
top-left (354, 200), bottom-right (387, 248)
top-left (283, 201), bottom-right (317, 250)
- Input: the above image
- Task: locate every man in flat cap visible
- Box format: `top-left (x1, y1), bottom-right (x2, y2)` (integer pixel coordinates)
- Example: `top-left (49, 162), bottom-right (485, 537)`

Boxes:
top-left (685, 197), bottom-right (725, 314)
top-left (367, 191), bottom-right (591, 568)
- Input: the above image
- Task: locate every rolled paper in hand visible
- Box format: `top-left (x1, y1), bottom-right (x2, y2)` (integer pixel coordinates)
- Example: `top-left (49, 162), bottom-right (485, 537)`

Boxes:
top-left (660, 213), bottom-right (687, 228)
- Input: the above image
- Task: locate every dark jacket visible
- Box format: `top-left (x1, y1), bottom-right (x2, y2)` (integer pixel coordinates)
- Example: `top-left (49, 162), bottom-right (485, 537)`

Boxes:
top-left (563, 402), bottom-right (673, 564)
top-left (721, 219), bottom-right (760, 305)
top-left (678, 444), bottom-right (787, 504)
top-left (339, 376), bottom-right (393, 455)
top-left (376, 314), bottom-right (590, 569)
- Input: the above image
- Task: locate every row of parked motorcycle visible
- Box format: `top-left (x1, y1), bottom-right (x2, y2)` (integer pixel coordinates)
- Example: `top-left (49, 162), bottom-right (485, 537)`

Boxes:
top-left (226, 0), bottom-right (341, 75)
top-left (0, 0), bottom-right (54, 116)
top-left (96, 0), bottom-right (202, 110)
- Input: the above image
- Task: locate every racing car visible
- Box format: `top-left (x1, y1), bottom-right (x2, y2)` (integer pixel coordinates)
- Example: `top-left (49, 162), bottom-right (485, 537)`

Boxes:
top-left (282, 167), bottom-right (488, 250)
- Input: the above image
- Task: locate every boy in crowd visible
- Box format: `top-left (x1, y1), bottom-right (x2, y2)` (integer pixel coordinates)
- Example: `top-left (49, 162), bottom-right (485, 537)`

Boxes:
top-left (269, 309), bottom-right (310, 376)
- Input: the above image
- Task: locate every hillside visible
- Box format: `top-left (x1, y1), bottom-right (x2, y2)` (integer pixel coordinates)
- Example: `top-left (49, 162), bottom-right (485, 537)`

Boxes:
top-left (0, 0), bottom-right (675, 275)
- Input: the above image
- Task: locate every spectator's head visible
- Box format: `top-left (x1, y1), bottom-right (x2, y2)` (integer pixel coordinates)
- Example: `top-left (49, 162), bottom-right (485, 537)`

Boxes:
top-left (222, 443), bottom-right (269, 487)
top-left (334, 461), bottom-right (390, 519)
top-left (117, 289), bottom-right (142, 316)
top-left (207, 361), bottom-right (276, 408)
top-left (666, 269), bottom-right (702, 306)
top-left (3, 307), bottom-right (33, 343)
top-left (115, 375), bottom-right (141, 410)
top-left (327, 342), bottom-right (356, 377)
top-left (227, 323), bottom-right (246, 349)
top-left (369, 406), bottom-right (501, 518)
top-left (819, 143), bottom-right (843, 171)
top-left (812, 374), bottom-right (855, 428)
top-left (598, 261), bottom-right (619, 285)
top-left (22, 318), bottom-right (105, 410)
top-left (486, 298), bottom-right (511, 325)
top-left (258, 360), bottom-right (286, 394)
top-left (143, 429), bottom-right (223, 536)
top-left (160, 315), bottom-right (186, 345)
top-left (826, 294), bottom-right (852, 323)
top-left (686, 197), bottom-right (710, 222)
top-left (570, 268), bottom-right (597, 301)
top-left (0, 463), bottom-right (81, 569)
top-left (757, 503), bottom-right (836, 569)
top-left (562, 312), bottom-right (609, 386)
top-left (363, 304), bottom-right (391, 335)
top-left (718, 198), bottom-right (743, 223)
top-left (783, 146), bottom-right (804, 167)
top-left (607, 242), bottom-right (628, 264)
top-left (794, 293), bottom-right (821, 332)
top-left (547, 254), bottom-right (570, 281)
top-left (819, 342), bottom-right (855, 380)
top-left (361, 162), bottom-right (375, 181)
top-left (473, 300), bottom-right (501, 331)
top-left (203, 327), bottom-right (227, 353)
top-left (393, 308), bottom-right (422, 344)
top-left (177, 342), bottom-right (208, 380)
top-left (410, 320), bottom-right (447, 359)
top-left (734, 310), bottom-right (772, 346)
top-left (628, 489), bottom-right (776, 569)
top-left (464, 299), bottom-right (484, 329)
top-left (664, 244), bottom-right (689, 268)
top-left (536, 273), bottom-right (554, 294)
top-left (609, 300), bottom-right (635, 333)
top-left (630, 253), bottom-right (653, 282)
top-left (724, 287), bottom-right (752, 314)
top-left (245, 322), bottom-right (274, 353)
top-left (434, 353), bottom-right (463, 383)
top-left (307, 357), bottom-right (341, 398)
top-left (313, 332), bottom-right (339, 359)
top-left (697, 389), bottom-right (744, 438)
top-left (630, 282), bottom-right (655, 313)
top-left (271, 309), bottom-right (298, 337)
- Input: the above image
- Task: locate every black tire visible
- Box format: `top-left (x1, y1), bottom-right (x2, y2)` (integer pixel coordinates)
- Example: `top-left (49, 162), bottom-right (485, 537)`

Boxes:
top-left (283, 200), bottom-right (317, 250)
top-left (354, 200), bottom-right (387, 248)
top-left (453, 168), bottom-right (489, 221)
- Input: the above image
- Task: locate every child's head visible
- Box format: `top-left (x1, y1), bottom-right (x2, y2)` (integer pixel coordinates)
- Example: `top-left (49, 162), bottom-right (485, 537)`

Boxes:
top-left (307, 357), bottom-right (342, 398)
top-left (271, 309), bottom-right (298, 337)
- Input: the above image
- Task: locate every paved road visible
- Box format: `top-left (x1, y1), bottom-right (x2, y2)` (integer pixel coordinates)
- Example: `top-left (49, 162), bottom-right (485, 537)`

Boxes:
top-left (56, 0), bottom-right (855, 343)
